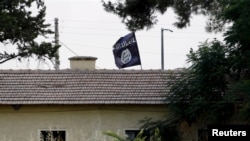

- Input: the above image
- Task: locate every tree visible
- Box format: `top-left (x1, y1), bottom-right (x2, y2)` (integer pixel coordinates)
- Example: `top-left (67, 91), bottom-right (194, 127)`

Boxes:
top-left (166, 0), bottom-right (250, 124)
top-left (168, 40), bottom-right (234, 125)
top-left (222, 0), bottom-right (250, 121)
top-left (223, 0), bottom-right (250, 79)
top-left (0, 0), bottom-right (59, 64)
top-left (102, 0), bottom-right (229, 31)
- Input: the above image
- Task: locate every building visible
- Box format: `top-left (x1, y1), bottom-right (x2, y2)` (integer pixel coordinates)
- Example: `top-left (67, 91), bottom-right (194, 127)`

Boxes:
top-left (0, 56), bottom-right (178, 141)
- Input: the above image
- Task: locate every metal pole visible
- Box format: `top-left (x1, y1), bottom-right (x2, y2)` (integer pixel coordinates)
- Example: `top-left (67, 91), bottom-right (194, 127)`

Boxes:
top-left (161, 28), bottom-right (173, 70)
top-left (54, 18), bottom-right (60, 70)
top-left (161, 28), bottom-right (164, 70)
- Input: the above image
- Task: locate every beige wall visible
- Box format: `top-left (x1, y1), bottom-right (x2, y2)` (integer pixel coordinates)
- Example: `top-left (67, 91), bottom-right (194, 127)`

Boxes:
top-left (0, 104), bottom-right (168, 141)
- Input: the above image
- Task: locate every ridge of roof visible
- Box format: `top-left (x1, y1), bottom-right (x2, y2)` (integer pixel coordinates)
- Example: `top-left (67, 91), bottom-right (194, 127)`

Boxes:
top-left (0, 69), bottom-right (183, 74)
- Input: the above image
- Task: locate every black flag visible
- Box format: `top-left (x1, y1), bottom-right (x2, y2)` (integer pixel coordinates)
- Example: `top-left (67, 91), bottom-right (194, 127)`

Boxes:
top-left (113, 32), bottom-right (141, 69)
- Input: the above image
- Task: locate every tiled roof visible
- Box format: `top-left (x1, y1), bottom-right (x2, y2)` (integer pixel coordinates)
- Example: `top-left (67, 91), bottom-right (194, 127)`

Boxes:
top-left (0, 69), bottom-right (177, 105)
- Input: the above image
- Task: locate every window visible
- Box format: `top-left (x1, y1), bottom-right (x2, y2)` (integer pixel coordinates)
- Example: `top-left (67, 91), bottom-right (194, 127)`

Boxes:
top-left (40, 130), bottom-right (66, 141)
top-left (125, 130), bottom-right (140, 141)
top-left (125, 129), bottom-right (150, 141)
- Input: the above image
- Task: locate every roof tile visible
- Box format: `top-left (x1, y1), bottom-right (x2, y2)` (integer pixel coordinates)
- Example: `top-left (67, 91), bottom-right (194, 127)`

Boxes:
top-left (0, 69), bottom-right (179, 105)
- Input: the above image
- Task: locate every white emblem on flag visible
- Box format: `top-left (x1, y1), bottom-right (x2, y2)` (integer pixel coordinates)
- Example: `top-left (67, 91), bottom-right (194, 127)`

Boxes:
top-left (121, 49), bottom-right (132, 64)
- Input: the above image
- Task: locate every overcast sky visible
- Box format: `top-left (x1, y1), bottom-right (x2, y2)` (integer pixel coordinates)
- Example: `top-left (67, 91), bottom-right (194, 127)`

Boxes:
top-left (0, 0), bottom-right (224, 70)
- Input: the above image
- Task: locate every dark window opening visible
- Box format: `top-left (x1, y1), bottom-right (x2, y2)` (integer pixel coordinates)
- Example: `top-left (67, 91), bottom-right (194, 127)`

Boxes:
top-left (40, 130), bottom-right (66, 141)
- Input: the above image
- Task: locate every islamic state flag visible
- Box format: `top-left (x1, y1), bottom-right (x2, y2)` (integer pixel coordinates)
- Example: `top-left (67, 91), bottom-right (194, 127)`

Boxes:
top-left (113, 32), bottom-right (141, 69)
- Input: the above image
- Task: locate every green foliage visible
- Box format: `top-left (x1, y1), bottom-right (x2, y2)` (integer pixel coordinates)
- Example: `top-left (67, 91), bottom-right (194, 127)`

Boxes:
top-left (223, 0), bottom-right (250, 79)
top-left (167, 39), bottom-right (234, 125)
top-left (133, 130), bottom-right (147, 141)
top-left (151, 128), bottom-right (161, 141)
top-left (230, 80), bottom-right (250, 121)
top-left (102, 0), bottom-right (228, 31)
top-left (222, 0), bottom-right (250, 121)
top-left (0, 0), bottom-right (59, 64)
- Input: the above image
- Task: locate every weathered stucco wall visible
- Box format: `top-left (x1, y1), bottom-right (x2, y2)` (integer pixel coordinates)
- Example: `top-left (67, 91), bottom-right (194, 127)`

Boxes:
top-left (0, 104), bottom-right (168, 141)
